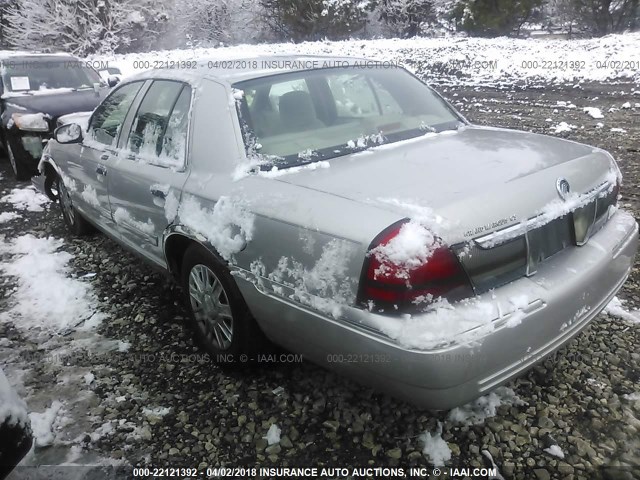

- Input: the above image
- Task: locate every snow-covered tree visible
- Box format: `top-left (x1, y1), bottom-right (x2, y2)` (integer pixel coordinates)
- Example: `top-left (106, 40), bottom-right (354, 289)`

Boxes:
top-left (170, 0), bottom-right (266, 46)
top-left (570, 0), bottom-right (639, 34)
top-left (378, 0), bottom-right (436, 37)
top-left (451, 0), bottom-right (545, 36)
top-left (4, 0), bottom-right (168, 55)
top-left (261, 0), bottom-right (373, 41)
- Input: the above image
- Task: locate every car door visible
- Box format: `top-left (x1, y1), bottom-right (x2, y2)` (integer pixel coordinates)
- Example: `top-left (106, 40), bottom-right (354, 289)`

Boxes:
top-left (107, 80), bottom-right (192, 267)
top-left (73, 81), bottom-right (145, 230)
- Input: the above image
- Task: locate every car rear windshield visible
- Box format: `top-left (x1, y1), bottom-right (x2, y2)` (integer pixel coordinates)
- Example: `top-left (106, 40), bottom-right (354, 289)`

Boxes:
top-left (233, 66), bottom-right (462, 168)
top-left (1, 58), bottom-right (103, 93)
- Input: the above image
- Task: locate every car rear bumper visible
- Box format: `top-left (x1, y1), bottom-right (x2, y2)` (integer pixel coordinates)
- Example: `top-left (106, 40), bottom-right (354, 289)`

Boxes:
top-left (236, 210), bottom-right (638, 409)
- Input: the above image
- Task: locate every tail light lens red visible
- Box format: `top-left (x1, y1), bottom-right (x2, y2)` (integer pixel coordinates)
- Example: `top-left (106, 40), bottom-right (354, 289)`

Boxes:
top-left (357, 220), bottom-right (474, 312)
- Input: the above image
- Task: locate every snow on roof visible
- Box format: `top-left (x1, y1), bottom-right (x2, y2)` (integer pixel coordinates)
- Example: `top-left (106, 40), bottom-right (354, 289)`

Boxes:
top-left (123, 54), bottom-right (384, 85)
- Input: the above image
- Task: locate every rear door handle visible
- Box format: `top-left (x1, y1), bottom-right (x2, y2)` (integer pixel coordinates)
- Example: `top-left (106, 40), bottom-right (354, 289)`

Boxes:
top-left (96, 165), bottom-right (107, 176)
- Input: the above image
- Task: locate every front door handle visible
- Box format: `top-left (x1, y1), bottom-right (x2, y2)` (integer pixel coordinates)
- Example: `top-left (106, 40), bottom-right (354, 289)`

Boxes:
top-left (99, 153), bottom-right (109, 161)
top-left (96, 165), bottom-right (107, 176)
top-left (150, 187), bottom-right (166, 200)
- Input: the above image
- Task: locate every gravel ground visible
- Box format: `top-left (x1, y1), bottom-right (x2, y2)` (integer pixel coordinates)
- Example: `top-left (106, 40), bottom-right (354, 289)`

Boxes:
top-left (1, 80), bottom-right (639, 480)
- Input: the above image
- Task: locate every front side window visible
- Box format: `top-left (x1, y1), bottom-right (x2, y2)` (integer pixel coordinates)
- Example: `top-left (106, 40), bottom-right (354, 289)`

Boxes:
top-left (235, 66), bottom-right (461, 168)
top-left (125, 80), bottom-right (190, 168)
top-left (88, 82), bottom-right (143, 146)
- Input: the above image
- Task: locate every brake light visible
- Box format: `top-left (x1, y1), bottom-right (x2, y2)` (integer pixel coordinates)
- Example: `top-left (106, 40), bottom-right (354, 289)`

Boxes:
top-left (613, 178), bottom-right (621, 205)
top-left (357, 220), bottom-right (474, 312)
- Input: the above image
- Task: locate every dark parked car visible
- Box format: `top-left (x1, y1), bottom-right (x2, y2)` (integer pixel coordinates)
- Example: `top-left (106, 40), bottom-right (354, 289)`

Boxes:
top-left (0, 53), bottom-right (119, 180)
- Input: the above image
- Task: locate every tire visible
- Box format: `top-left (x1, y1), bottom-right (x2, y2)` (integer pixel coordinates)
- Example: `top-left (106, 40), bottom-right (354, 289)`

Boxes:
top-left (55, 175), bottom-right (93, 236)
top-left (181, 244), bottom-right (267, 363)
top-left (7, 143), bottom-right (32, 181)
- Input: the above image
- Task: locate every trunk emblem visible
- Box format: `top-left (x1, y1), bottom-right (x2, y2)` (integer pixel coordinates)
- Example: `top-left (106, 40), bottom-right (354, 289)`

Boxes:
top-left (556, 177), bottom-right (571, 200)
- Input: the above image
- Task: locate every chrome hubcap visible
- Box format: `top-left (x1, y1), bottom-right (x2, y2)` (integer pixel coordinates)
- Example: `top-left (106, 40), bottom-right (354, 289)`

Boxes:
top-left (188, 264), bottom-right (233, 350)
top-left (58, 179), bottom-right (75, 225)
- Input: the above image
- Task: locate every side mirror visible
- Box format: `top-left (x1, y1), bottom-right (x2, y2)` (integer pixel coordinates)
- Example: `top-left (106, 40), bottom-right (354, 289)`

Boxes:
top-left (54, 123), bottom-right (83, 144)
top-left (107, 75), bottom-right (120, 87)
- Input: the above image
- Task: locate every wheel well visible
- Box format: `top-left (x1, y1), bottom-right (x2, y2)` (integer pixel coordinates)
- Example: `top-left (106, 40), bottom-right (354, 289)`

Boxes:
top-left (42, 163), bottom-right (59, 201)
top-left (164, 234), bottom-right (198, 280)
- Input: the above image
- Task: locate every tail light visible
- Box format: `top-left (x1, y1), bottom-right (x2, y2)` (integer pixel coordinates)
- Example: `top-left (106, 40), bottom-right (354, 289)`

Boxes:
top-left (357, 220), bottom-right (474, 312)
top-left (612, 177), bottom-right (621, 205)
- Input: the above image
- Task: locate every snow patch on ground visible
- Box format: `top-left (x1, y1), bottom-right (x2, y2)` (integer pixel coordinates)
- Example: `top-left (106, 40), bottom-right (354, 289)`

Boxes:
top-left (447, 387), bottom-right (524, 425)
top-left (583, 107), bottom-right (604, 119)
top-left (1, 186), bottom-right (49, 212)
top-left (419, 422), bottom-right (451, 466)
top-left (0, 368), bottom-right (30, 428)
top-left (100, 33), bottom-right (640, 87)
top-left (29, 400), bottom-right (65, 447)
top-left (0, 235), bottom-right (105, 332)
top-left (544, 444), bottom-right (565, 458)
top-left (604, 296), bottom-right (640, 324)
top-left (550, 121), bottom-right (576, 133)
top-left (264, 424), bottom-right (281, 445)
top-left (0, 211), bottom-right (20, 223)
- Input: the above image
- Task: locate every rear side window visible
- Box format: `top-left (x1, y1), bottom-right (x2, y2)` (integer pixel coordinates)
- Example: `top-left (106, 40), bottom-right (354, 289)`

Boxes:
top-left (88, 82), bottom-right (143, 146)
top-left (125, 80), bottom-right (191, 168)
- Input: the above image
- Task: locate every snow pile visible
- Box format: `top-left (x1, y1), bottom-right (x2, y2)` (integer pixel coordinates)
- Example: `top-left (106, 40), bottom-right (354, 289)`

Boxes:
top-left (29, 400), bottom-right (64, 448)
top-left (583, 107), bottom-right (604, 119)
top-left (544, 444), bottom-right (565, 458)
top-left (0, 186), bottom-right (49, 212)
top-left (419, 422), bottom-right (451, 466)
top-left (447, 387), bottom-right (524, 425)
top-left (550, 122), bottom-right (576, 133)
top-left (264, 424), bottom-right (281, 445)
top-left (178, 195), bottom-right (255, 262)
top-left (100, 32), bottom-right (640, 86)
top-left (368, 198), bottom-right (449, 284)
top-left (0, 235), bottom-right (105, 332)
top-left (0, 368), bottom-right (30, 428)
top-left (369, 221), bottom-right (440, 282)
top-left (369, 297), bottom-right (499, 349)
top-left (258, 160), bottom-right (331, 179)
top-left (0, 211), bottom-right (20, 223)
top-left (604, 296), bottom-right (640, 324)
top-left (142, 406), bottom-right (171, 418)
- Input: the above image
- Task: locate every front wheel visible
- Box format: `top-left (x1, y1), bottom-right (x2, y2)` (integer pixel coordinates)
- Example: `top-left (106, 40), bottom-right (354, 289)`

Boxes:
top-left (55, 175), bottom-right (92, 236)
top-left (181, 244), bottom-right (267, 363)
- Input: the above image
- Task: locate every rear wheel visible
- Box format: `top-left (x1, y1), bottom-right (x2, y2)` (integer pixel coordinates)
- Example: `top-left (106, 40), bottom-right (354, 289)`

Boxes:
top-left (7, 143), bottom-right (32, 181)
top-left (181, 244), bottom-right (266, 363)
top-left (55, 175), bottom-right (92, 236)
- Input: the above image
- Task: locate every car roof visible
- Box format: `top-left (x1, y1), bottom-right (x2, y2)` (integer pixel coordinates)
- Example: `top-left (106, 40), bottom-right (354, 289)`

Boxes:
top-left (125, 54), bottom-right (393, 86)
top-left (0, 51), bottom-right (80, 62)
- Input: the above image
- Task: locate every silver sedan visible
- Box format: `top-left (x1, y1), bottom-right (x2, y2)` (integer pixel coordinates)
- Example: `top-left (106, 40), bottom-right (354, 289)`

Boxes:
top-left (36, 56), bottom-right (638, 409)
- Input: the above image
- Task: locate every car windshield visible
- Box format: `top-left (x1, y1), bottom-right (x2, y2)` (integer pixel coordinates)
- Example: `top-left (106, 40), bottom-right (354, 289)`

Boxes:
top-left (234, 66), bottom-right (462, 168)
top-left (1, 58), bottom-right (103, 93)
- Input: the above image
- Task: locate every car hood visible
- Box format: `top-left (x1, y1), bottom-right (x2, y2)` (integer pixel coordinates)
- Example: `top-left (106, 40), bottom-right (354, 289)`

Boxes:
top-left (2, 88), bottom-right (106, 119)
top-left (273, 126), bottom-right (617, 241)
